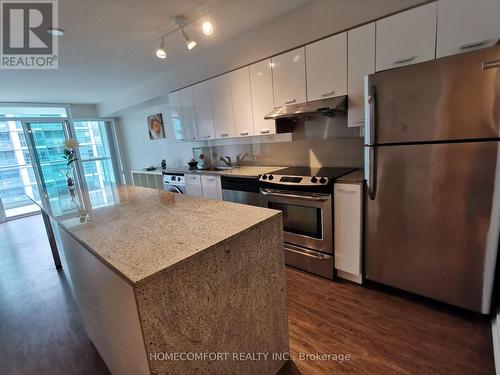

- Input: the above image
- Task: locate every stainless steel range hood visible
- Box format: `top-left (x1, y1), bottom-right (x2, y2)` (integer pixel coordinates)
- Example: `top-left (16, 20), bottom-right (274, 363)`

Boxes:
top-left (264, 95), bottom-right (347, 120)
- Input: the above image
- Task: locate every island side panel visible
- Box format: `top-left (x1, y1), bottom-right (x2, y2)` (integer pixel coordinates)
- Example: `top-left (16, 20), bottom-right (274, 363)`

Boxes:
top-left (135, 214), bottom-right (289, 375)
top-left (59, 226), bottom-right (150, 375)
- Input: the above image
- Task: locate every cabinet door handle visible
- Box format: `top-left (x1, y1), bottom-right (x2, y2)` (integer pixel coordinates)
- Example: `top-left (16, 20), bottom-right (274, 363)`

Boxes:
top-left (393, 56), bottom-right (416, 65)
top-left (337, 188), bottom-right (356, 194)
top-left (460, 40), bottom-right (488, 50)
top-left (482, 60), bottom-right (500, 70)
top-left (284, 99), bottom-right (296, 104)
top-left (351, 119), bottom-right (365, 125)
top-left (260, 129), bottom-right (270, 134)
top-left (321, 90), bottom-right (335, 97)
top-left (220, 133), bottom-right (229, 137)
top-left (240, 131), bottom-right (249, 136)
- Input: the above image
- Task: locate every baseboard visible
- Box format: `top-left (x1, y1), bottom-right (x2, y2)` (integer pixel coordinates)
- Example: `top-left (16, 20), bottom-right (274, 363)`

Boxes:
top-left (493, 314), bottom-right (500, 375)
top-left (336, 270), bottom-right (362, 284)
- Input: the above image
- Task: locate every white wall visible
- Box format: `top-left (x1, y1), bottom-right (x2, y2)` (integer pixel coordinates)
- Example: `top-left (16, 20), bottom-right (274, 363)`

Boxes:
top-left (116, 102), bottom-right (193, 183)
top-left (70, 104), bottom-right (98, 119)
top-left (98, 0), bottom-right (427, 116)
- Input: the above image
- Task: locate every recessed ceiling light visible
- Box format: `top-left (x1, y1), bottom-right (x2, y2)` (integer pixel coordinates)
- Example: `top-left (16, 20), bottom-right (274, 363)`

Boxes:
top-left (202, 21), bottom-right (214, 35)
top-left (156, 39), bottom-right (166, 59)
top-left (47, 28), bottom-right (64, 37)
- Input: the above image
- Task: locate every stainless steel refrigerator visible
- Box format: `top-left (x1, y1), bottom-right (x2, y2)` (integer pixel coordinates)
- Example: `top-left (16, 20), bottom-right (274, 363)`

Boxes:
top-left (364, 46), bottom-right (500, 314)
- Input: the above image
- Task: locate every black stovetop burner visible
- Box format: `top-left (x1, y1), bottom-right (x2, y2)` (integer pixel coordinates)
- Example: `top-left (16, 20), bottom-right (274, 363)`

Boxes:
top-left (274, 167), bottom-right (357, 179)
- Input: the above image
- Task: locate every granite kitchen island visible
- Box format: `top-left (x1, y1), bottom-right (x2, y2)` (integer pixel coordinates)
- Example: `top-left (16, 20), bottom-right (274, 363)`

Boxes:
top-left (32, 185), bottom-right (288, 375)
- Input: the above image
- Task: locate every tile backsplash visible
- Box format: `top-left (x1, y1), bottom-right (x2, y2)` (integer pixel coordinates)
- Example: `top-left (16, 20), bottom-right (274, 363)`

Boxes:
top-left (194, 117), bottom-right (364, 168)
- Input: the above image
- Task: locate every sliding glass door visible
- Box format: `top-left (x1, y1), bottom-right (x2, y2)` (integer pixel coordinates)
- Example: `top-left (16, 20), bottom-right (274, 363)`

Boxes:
top-left (0, 112), bottom-right (120, 220)
top-left (23, 120), bottom-right (82, 216)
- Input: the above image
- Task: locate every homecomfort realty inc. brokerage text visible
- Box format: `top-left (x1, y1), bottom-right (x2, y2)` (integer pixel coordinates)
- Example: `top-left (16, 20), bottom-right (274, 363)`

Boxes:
top-left (149, 352), bottom-right (352, 363)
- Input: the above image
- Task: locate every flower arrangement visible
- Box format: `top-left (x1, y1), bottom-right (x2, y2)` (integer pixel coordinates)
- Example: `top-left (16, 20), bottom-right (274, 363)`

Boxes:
top-left (63, 138), bottom-right (79, 181)
top-left (62, 139), bottom-right (88, 222)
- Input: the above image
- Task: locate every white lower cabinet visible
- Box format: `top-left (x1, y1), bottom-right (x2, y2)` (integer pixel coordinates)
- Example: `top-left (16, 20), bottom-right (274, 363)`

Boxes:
top-left (334, 183), bottom-right (362, 284)
top-left (201, 175), bottom-right (222, 200)
top-left (185, 173), bottom-right (222, 200)
top-left (185, 174), bottom-right (203, 197)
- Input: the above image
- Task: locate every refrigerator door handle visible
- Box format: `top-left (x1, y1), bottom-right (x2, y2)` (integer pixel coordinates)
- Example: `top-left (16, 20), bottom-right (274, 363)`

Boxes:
top-left (364, 79), bottom-right (376, 146)
top-left (365, 146), bottom-right (376, 200)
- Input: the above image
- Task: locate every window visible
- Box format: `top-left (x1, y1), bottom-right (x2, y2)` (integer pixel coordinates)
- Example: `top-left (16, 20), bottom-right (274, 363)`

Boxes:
top-left (74, 121), bottom-right (116, 209)
top-left (0, 114), bottom-right (119, 220)
top-left (0, 106), bottom-right (67, 118)
top-left (0, 121), bottom-right (39, 217)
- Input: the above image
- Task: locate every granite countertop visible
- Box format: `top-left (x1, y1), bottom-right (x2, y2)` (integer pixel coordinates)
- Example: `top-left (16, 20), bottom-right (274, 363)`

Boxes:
top-left (335, 169), bottom-right (365, 183)
top-left (165, 165), bottom-right (285, 178)
top-left (130, 169), bottom-right (163, 176)
top-left (35, 186), bottom-right (281, 286)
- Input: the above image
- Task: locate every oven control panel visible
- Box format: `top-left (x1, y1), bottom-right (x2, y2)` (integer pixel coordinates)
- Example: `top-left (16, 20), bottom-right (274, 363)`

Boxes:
top-left (259, 174), bottom-right (330, 186)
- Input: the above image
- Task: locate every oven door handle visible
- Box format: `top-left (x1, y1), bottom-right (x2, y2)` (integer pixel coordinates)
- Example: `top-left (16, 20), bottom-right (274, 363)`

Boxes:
top-left (285, 245), bottom-right (332, 260)
top-left (260, 189), bottom-right (330, 202)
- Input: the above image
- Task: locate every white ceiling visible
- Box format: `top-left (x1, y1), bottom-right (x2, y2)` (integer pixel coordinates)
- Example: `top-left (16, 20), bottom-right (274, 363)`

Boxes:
top-left (0, 0), bottom-right (310, 105)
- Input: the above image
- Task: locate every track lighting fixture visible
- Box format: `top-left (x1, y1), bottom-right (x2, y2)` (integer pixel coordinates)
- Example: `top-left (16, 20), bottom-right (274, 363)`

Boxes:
top-left (182, 28), bottom-right (197, 50)
top-left (156, 39), bottom-right (166, 59)
top-left (155, 15), bottom-right (214, 59)
top-left (202, 21), bottom-right (214, 35)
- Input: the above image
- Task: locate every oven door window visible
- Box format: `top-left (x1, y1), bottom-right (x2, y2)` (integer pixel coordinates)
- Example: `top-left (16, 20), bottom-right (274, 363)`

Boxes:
top-left (269, 202), bottom-right (322, 239)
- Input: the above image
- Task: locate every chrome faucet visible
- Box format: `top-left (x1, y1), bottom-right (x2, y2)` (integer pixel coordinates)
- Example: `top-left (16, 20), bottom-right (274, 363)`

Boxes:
top-left (236, 152), bottom-right (249, 164)
top-left (219, 155), bottom-right (232, 167)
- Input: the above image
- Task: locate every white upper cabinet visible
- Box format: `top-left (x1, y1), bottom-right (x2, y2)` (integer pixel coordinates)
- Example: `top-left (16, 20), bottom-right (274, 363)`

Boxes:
top-left (210, 74), bottom-right (235, 139)
top-left (306, 32), bottom-right (347, 101)
top-left (179, 87), bottom-right (198, 141)
top-left (249, 59), bottom-right (276, 135)
top-left (272, 47), bottom-right (307, 106)
top-left (168, 91), bottom-right (185, 142)
top-left (437, 0), bottom-right (500, 58)
top-left (376, 3), bottom-right (437, 71)
top-left (347, 23), bottom-right (375, 128)
top-left (192, 81), bottom-right (215, 140)
top-left (230, 67), bottom-right (255, 137)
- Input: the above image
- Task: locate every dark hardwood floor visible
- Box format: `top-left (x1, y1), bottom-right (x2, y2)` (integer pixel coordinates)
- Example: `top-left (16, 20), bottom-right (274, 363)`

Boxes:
top-left (0, 215), bottom-right (109, 375)
top-left (284, 269), bottom-right (495, 375)
top-left (0, 215), bottom-right (495, 374)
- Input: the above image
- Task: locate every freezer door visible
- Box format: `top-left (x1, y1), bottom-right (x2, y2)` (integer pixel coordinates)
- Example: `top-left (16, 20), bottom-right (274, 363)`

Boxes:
top-left (365, 141), bottom-right (500, 313)
top-left (367, 46), bottom-right (500, 144)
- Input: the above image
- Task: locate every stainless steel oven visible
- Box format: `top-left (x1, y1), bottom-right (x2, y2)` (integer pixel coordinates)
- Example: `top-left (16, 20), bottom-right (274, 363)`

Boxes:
top-left (260, 186), bottom-right (335, 279)
top-left (258, 167), bottom-right (356, 279)
top-left (260, 188), bottom-right (332, 253)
